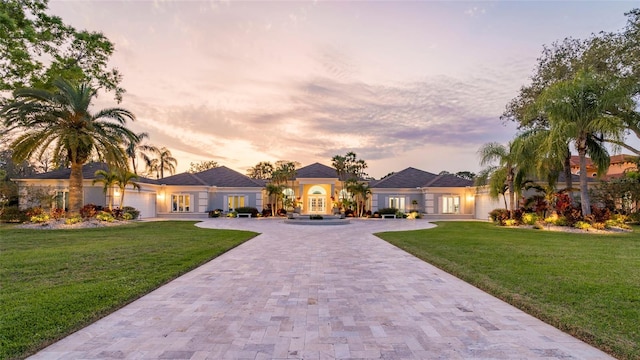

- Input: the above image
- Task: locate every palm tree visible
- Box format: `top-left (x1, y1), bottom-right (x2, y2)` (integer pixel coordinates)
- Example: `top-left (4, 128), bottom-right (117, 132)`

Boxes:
top-left (115, 169), bottom-right (140, 208)
top-left (265, 183), bottom-right (283, 216)
top-left (346, 179), bottom-right (371, 217)
top-left (125, 132), bottom-right (158, 175)
top-left (534, 69), bottom-right (631, 215)
top-left (477, 142), bottom-right (522, 216)
top-left (1, 78), bottom-right (137, 214)
top-left (93, 169), bottom-right (119, 210)
top-left (146, 147), bottom-right (177, 179)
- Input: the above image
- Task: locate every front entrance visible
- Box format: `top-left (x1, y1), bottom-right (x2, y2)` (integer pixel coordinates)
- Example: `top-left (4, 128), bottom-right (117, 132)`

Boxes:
top-left (308, 196), bottom-right (326, 214)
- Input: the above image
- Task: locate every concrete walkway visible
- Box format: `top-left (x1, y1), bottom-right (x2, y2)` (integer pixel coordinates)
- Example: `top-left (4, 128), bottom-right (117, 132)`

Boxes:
top-left (30, 219), bottom-right (613, 359)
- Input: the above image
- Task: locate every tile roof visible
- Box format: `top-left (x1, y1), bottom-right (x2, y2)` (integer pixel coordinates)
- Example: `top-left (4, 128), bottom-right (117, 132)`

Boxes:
top-left (160, 166), bottom-right (263, 187)
top-left (295, 163), bottom-right (339, 179)
top-left (372, 167), bottom-right (474, 188)
top-left (371, 167), bottom-right (438, 188)
top-left (425, 174), bottom-right (474, 187)
top-left (19, 162), bottom-right (158, 184)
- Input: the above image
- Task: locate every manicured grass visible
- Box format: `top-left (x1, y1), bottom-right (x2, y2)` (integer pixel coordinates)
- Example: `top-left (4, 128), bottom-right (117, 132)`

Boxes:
top-left (376, 222), bottom-right (640, 360)
top-left (0, 221), bottom-right (257, 360)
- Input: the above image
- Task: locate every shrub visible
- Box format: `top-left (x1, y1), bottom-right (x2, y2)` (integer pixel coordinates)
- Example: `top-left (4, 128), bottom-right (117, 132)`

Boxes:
top-left (80, 204), bottom-right (99, 219)
top-left (592, 222), bottom-right (606, 230)
top-left (235, 207), bottom-right (259, 217)
top-left (309, 215), bottom-right (323, 220)
top-left (344, 209), bottom-right (354, 217)
top-left (395, 211), bottom-right (407, 218)
top-left (96, 211), bottom-right (115, 222)
top-left (504, 219), bottom-right (518, 226)
top-left (277, 208), bottom-right (287, 216)
top-left (627, 212), bottom-right (640, 224)
top-left (227, 211), bottom-right (237, 218)
top-left (532, 223), bottom-right (544, 230)
top-left (65, 215), bottom-right (83, 225)
top-left (30, 213), bottom-right (50, 223)
top-left (590, 206), bottom-right (611, 223)
top-left (209, 209), bottom-right (223, 218)
top-left (574, 221), bottom-right (591, 230)
top-left (406, 211), bottom-right (421, 219)
top-left (554, 216), bottom-right (569, 226)
top-left (488, 208), bottom-right (509, 225)
top-left (50, 208), bottom-right (66, 220)
top-left (378, 207), bottom-right (398, 215)
top-left (0, 206), bottom-right (29, 223)
top-left (122, 212), bottom-right (133, 220)
top-left (25, 207), bottom-right (44, 217)
top-left (261, 208), bottom-right (271, 217)
top-left (121, 206), bottom-right (140, 220)
top-left (372, 212), bottom-right (380, 218)
top-left (521, 213), bottom-right (538, 225)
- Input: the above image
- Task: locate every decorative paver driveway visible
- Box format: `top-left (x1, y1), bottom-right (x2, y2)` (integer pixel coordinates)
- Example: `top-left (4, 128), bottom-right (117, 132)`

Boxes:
top-left (30, 219), bottom-right (613, 359)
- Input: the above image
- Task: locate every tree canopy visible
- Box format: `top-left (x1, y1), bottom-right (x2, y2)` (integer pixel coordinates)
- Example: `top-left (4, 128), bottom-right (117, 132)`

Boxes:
top-left (0, 0), bottom-right (124, 101)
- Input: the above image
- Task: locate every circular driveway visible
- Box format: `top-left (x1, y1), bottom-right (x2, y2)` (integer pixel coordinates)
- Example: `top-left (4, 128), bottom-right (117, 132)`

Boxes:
top-left (30, 218), bottom-right (613, 359)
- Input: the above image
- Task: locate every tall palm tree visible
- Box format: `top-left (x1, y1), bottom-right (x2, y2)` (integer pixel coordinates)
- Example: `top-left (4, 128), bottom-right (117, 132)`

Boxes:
top-left (1, 78), bottom-right (137, 214)
top-left (534, 69), bottom-right (631, 215)
top-left (146, 147), bottom-right (177, 179)
top-left (346, 179), bottom-right (371, 217)
top-left (93, 169), bottom-right (119, 210)
top-left (125, 132), bottom-right (158, 175)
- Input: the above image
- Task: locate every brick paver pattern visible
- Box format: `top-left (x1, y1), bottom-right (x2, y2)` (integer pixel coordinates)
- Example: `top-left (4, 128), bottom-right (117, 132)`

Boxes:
top-left (30, 219), bottom-right (614, 359)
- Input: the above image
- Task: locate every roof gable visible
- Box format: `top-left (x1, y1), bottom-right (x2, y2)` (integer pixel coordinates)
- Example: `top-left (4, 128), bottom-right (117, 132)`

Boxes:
top-left (295, 163), bottom-right (339, 179)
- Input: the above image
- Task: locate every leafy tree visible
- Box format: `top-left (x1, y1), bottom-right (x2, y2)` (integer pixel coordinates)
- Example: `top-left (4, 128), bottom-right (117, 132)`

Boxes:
top-left (188, 160), bottom-right (218, 173)
top-left (454, 171), bottom-right (476, 181)
top-left (246, 161), bottom-right (274, 179)
top-left (1, 78), bottom-right (136, 214)
top-left (0, 0), bottom-right (124, 101)
top-left (146, 147), bottom-right (177, 179)
top-left (533, 70), bottom-right (632, 215)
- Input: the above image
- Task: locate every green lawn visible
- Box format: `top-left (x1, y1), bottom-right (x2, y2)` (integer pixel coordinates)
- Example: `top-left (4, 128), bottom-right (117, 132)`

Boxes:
top-left (376, 221), bottom-right (640, 360)
top-left (0, 221), bottom-right (257, 360)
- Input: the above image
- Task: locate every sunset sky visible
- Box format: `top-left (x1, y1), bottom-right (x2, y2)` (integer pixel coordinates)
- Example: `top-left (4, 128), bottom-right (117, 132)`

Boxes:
top-left (49, 1), bottom-right (636, 178)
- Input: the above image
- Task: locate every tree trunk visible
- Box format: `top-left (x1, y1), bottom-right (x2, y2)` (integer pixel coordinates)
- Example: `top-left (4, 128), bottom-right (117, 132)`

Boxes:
top-left (507, 169), bottom-right (515, 218)
top-left (68, 162), bottom-right (84, 215)
top-left (564, 150), bottom-right (573, 192)
top-left (578, 143), bottom-right (591, 216)
top-left (119, 186), bottom-right (125, 209)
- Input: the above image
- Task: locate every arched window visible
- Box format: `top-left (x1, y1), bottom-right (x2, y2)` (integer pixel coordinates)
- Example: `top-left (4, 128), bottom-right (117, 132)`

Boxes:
top-left (307, 185), bottom-right (326, 195)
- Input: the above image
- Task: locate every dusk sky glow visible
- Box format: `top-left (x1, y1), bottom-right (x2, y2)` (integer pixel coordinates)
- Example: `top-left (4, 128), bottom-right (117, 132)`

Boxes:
top-left (50, 1), bottom-right (636, 178)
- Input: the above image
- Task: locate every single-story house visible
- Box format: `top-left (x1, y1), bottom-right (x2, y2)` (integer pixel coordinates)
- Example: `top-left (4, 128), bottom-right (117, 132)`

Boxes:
top-left (14, 161), bottom-right (481, 219)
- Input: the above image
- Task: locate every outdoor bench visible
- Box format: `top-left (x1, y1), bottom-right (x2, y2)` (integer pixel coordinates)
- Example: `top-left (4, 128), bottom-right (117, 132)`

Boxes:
top-left (237, 213), bottom-right (252, 218)
top-left (381, 214), bottom-right (396, 219)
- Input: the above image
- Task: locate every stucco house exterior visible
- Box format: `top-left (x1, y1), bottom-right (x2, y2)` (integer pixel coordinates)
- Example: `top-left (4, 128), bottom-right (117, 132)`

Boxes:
top-left (13, 161), bottom-right (478, 219)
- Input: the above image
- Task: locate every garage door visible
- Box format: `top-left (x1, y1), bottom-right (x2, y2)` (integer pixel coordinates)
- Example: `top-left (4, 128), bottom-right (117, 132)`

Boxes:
top-left (123, 191), bottom-right (156, 219)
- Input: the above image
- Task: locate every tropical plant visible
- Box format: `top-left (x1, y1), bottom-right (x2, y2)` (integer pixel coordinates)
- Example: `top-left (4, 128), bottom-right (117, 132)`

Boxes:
top-left (124, 132), bottom-right (158, 175)
top-left (114, 169), bottom-right (140, 208)
top-left (1, 78), bottom-right (137, 214)
top-left (533, 69), bottom-right (632, 215)
top-left (146, 147), bottom-right (177, 179)
top-left (346, 179), bottom-right (371, 217)
top-left (265, 183), bottom-right (284, 217)
top-left (476, 141), bottom-right (526, 217)
top-left (93, 169), bottom-right (118, 210)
